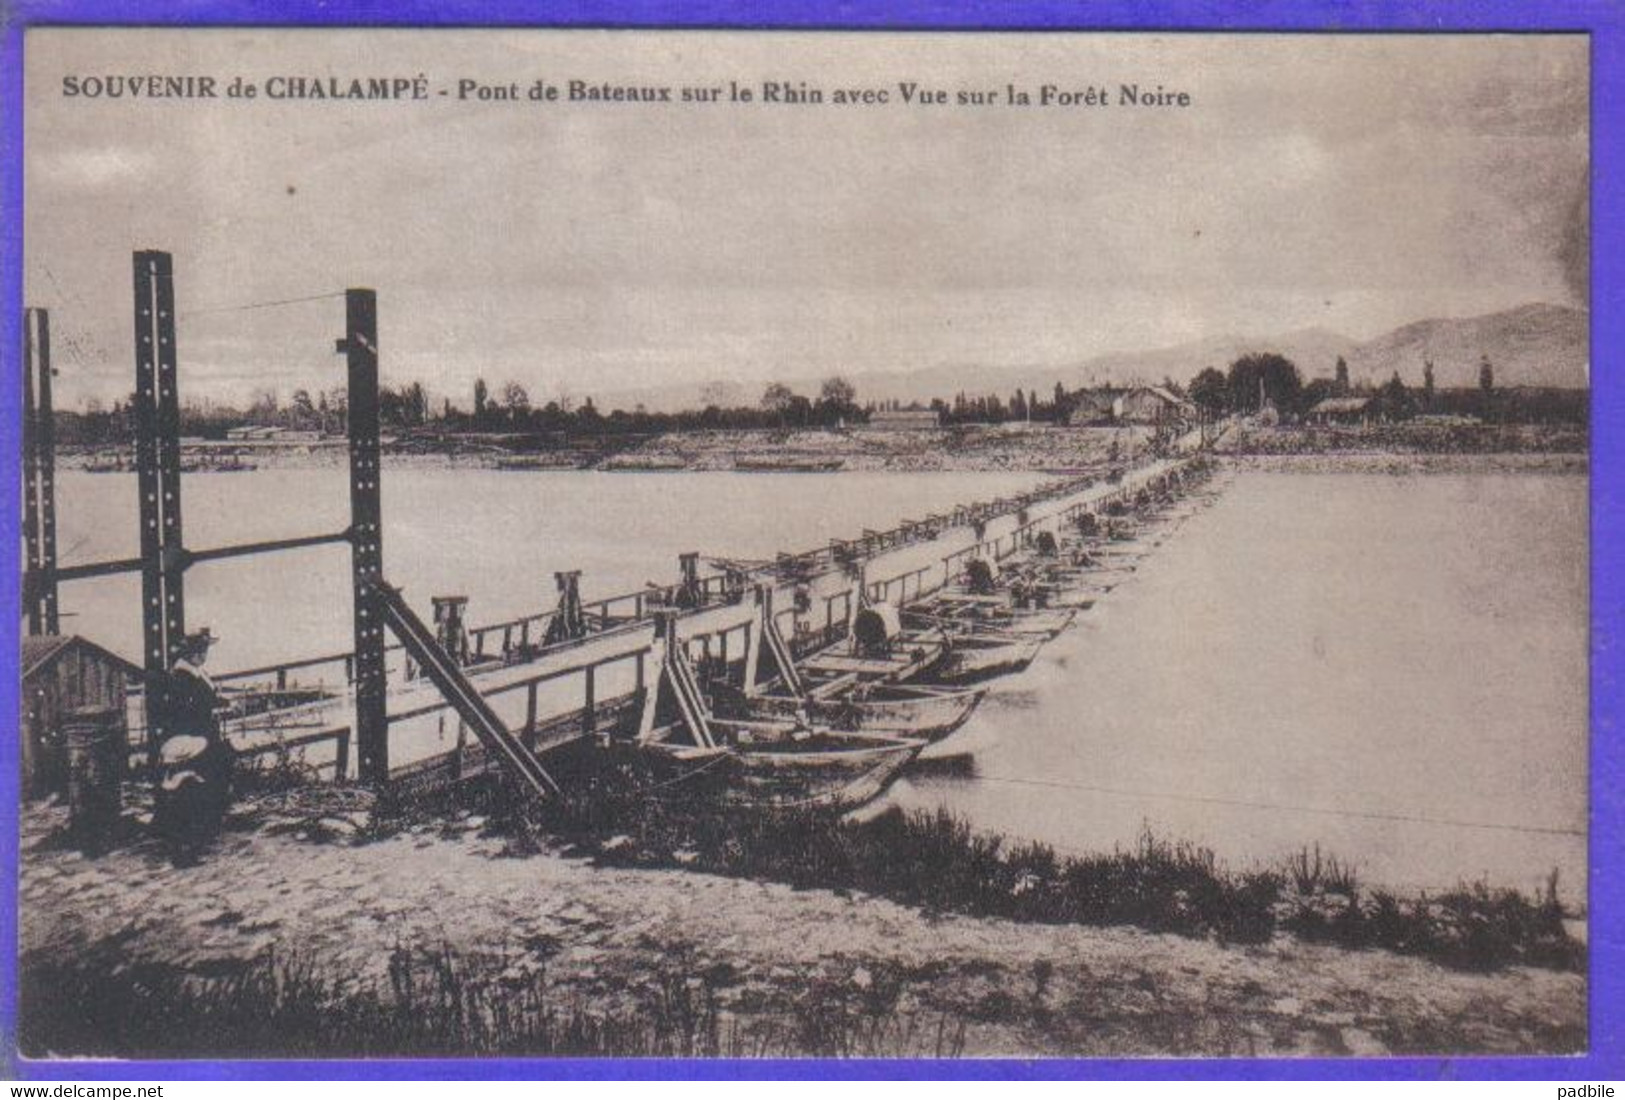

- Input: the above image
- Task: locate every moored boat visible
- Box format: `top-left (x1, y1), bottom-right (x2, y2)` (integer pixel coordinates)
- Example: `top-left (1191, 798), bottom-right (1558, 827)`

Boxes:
top-left (904, 601), bottom-right (1075, 641)
top-left (929, 633), bottom-right (1044, 684)
top-left (733, 454), bottom-right (846, 472)
top-left (798, 604), bottom-right (948, 686)
top-left (1034, 587), bottom-right (1099, 610)
top-left (724, 682), bottom-right (985, 741)
top-left (643, 721), bottom-right (925, 810)
top-left (495, 455), bottom-right (583, 471)
top-left (1034, 561), bottom-right (1137, 588)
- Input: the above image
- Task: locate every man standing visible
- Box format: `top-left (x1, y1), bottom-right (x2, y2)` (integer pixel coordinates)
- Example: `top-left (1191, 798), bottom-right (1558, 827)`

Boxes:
top-left (153, 629), bottom-right (234, 863)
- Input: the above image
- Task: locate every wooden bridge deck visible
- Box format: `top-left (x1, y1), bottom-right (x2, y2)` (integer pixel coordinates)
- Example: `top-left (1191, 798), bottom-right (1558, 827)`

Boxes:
top-left (214, 454), bottom-right (1202, 787)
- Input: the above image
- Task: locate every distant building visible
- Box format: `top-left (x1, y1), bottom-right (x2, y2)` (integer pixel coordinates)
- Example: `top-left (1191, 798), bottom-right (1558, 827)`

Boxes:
top-left (865, 408), bottom-right (942, 430)
top-left (1307, 395), bottom-right (1375, 425)
top-left (1065, 389), bottom-right (1122, 426)
top-left (21, 635), bottom-right (138, 798)
top-left (1116, 386), bottom-right (1196, 426)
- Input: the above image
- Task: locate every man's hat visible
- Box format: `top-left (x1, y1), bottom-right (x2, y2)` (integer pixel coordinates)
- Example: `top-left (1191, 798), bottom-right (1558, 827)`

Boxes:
top-left (181, 628), bottom-right (217, 652)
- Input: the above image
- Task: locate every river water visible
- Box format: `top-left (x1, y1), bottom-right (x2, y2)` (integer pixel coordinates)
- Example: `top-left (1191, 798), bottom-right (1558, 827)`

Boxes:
top-left (52, 468), bottom-right (1047, 674)
top-left (50, 466), bottom-right (1587, 896)
top-left (888, 470), bottom-right (1589, 899)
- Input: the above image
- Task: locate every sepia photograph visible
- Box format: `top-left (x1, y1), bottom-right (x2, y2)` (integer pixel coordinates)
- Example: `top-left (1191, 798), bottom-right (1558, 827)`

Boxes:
top-left (13, 27), bottom-right (1592, 1062)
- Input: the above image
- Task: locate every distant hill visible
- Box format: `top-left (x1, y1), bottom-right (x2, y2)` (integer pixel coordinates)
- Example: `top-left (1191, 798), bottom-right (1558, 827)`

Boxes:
top-left (1067, 328), bottom-right (1361, 392)
top-left (1065, 303), bottom-right (1589, 392)
top-left (595, 302), bottom-right (1587, 412)
top-left (1344, 303), bottom-right (1588, 390)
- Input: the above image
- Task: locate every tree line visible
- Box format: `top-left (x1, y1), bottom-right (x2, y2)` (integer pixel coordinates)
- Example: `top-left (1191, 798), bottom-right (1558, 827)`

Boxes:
top-left (52, 372), bottom-right (1091, 444)
top-left (48, 353), bottom-right (1585, 447)
top-left (1185, 353), bottom-right (1587, 425)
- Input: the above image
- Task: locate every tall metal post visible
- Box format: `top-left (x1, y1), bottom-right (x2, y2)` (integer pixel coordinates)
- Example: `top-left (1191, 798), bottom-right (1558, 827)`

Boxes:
top-left (22, 307), bottom-right (59, 635)
top-left (133, 252), bottom-right (186, 748)
top-left (339, 288), bottom-right (388, 783)
top-left (22, 313), bottom-right (40, 632)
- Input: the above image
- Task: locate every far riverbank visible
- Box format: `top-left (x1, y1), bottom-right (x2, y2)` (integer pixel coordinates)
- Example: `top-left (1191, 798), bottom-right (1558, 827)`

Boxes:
top-left (57, 420), bottom-right (1587, 475)
top-left (1226, 452), bottom-right (1586, 476)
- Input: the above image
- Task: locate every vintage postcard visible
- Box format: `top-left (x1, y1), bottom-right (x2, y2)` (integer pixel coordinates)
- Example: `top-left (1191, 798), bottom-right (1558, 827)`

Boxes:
top-left (15, 28), bottom-right (1588, 1060)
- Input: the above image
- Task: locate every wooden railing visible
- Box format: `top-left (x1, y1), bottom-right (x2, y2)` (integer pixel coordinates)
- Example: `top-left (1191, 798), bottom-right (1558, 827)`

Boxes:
top-left (206, 455), bottom-right (1199, 769)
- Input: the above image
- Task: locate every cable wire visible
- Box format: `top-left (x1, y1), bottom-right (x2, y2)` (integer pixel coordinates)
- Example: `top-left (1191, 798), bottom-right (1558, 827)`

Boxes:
top-left (180, 290), bottom-right (348, 318)
top-left (963, 771), bottom-right (1584, 839)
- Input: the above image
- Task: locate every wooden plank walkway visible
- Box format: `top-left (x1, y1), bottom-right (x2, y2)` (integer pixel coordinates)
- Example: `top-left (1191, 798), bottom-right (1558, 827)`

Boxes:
top-left (213, 454), bottom-right (1203, 785)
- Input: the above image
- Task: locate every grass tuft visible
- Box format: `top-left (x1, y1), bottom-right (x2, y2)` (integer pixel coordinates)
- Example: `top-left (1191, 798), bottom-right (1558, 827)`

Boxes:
top-left (19, 941), bottom-right (966, 1059)
top-left (519, 779), bottom-right (1585, 974)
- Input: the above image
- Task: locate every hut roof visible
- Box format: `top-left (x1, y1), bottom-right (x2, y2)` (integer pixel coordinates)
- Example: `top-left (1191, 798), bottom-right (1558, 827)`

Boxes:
top-left (1070, 389), bottom-right (1120, 412)
top-left (1134, 385), bottom-right (1195, 408)
top-left (22, 635), bottom-right (141, 681)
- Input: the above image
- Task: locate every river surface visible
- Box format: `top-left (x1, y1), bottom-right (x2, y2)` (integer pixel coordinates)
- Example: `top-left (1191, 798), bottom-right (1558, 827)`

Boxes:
top-left (888, 470), bottom-right (1589, 899)
top-left (52, 468), bottom-right (1046, 674)
top-left (51, 466), bottom-right (1587, 897)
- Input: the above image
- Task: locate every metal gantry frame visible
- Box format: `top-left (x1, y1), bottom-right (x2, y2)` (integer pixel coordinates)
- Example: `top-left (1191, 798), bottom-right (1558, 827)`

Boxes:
top-left (132, 251), bottom-right (188, 742)
top-left (20, 252), bottom-right (1206, 791)
top-left (21, 307), bottom-right (59, 635)
top-left (20, 251), bottom-right (387, 780)
top-left (337, 288), bottom-right (389, 782)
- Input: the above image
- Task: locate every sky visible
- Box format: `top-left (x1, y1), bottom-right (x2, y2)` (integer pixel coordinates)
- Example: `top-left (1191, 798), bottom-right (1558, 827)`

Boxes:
top-left (24, 29), bottom-right (1589, 410)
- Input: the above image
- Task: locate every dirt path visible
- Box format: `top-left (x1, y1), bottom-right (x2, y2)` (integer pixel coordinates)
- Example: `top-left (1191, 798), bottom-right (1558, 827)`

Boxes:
top-left (18, 800), bottom-right (1583, 1059)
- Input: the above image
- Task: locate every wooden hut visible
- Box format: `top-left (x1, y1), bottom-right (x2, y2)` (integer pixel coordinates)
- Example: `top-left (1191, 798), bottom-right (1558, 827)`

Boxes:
top-left (1064, 389), bottom-right (1123, 426)
top-left (20, 636), bottom-right (139, 798)
top-left (1117, 385), bottom-right (1197, 426)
